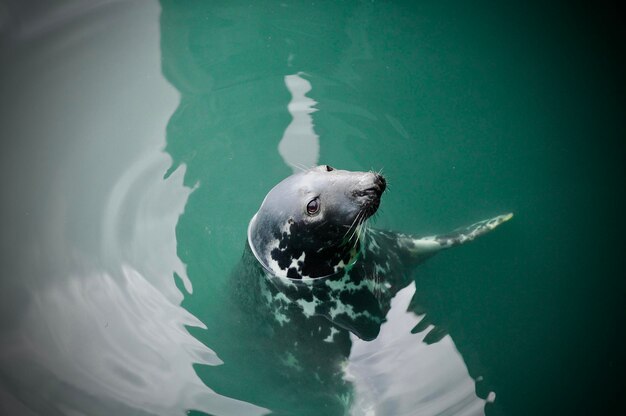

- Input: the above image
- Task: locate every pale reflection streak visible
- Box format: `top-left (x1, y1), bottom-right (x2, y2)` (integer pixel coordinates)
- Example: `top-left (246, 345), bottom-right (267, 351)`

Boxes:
top-left (0, 265), bottom-right (265, 416)
top-left (101, 147), bottom-right (195, 300)
top-left (347, 282), bottom-right (490, 416)
top-left (0, 147), bottom-right (267, 415)
top-left (278, 73), bottom-right (320, 171)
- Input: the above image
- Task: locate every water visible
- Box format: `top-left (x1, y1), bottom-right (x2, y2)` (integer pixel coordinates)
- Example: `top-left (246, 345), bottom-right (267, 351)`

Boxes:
top-left (0, 1), bottom-right (623, 415)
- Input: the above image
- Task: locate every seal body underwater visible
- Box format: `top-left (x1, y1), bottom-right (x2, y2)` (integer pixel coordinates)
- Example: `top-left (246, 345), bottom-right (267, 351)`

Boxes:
top-left (220, 165), bottom-right (512, 415)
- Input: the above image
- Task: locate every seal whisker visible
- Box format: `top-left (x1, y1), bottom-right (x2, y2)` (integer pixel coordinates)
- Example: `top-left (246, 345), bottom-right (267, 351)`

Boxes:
top-left (343, 213), bottom-right (359, 241)
top-left (349, 211), bottom-right (368, 248)
top-left (353, 219), bottom-right (362, 242)
top-left (356, 220), bottom-right (366, 244)
top-left (348, 208), bottom-right (374, 252)
top-left (346, 211), bottom-right (363, 244)
top-left (359, 221), bottom-right (370, 244)
top-left (344, 209), bottom-right (365, 243)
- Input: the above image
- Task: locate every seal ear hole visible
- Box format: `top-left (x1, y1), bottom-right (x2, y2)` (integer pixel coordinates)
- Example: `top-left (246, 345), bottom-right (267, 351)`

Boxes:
top-left (306, 197), bottom-right (321, 215)
top-left (325, 165), bottom-right (334, 172)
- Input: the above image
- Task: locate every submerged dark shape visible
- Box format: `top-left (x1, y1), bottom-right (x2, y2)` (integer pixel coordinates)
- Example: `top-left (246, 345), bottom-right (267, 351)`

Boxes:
top-left (216, 165), bottom-right (512, 414)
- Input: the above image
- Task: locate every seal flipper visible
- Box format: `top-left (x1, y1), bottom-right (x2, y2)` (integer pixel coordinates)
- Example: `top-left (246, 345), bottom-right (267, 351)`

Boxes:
top-left (397, 213), bottom-right (513, 261)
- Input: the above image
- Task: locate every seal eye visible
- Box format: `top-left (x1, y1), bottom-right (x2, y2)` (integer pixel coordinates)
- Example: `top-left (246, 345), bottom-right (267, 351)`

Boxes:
top-left (325, 165), bottom-right (334, 172)
top-left (306, 198), bottom-right (320, 215)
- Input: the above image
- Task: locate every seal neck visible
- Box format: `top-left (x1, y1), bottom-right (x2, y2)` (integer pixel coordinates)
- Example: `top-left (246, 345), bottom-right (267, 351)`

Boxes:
top-left (247, 214), bottom-right (362, 281)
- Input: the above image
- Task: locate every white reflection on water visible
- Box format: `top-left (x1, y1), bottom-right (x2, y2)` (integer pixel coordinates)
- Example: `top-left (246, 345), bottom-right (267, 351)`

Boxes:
top-left (101, 148), bottom-right (195, 299)
top-left (348, 282), bottom-right (490, 416)
top-left (3, 266), bottom-right (214, 413)
top-left (278, 73), bottom-right (320, 171)
top-left (0, 142), bottom-right (267, 416)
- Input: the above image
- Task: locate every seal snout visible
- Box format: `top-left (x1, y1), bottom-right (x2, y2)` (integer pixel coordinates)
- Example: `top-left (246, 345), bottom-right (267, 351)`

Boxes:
top-left (352, 172), bottom-right (386, 219)
top-left (373, 173), bottom-right (386, 194)
top-left (355, 173), bottom-right (386, 197)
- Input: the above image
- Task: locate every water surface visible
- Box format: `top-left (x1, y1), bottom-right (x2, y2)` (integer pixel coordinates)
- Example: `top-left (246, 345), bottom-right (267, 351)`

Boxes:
top-left (0, 1), bottom-right (623, 415)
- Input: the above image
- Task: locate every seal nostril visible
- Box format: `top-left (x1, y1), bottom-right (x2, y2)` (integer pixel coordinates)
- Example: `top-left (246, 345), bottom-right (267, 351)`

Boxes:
top-left (325, 165), bottom-right (334, 172)
top-left (375, 174), bottom-right (386, 193)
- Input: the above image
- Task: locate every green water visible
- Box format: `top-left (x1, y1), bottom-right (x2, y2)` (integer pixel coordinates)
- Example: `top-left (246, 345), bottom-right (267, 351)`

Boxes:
top-left (0, 0), bottom-right (623, 415)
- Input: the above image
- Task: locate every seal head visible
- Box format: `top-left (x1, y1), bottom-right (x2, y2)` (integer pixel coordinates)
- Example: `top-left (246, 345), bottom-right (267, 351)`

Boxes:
top-left (248, 165), bottom-right (386, 279)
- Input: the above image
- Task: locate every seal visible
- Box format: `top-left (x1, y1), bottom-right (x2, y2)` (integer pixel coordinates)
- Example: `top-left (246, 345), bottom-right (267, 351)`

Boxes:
top-left (245, 164), bottom-right (512, 339)
top-left (214, 165), bottom-right (512, 415)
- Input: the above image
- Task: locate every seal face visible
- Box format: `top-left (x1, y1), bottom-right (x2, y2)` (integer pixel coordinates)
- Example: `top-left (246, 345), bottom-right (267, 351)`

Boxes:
top-left (248, 165), bottom-right (386, 280)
